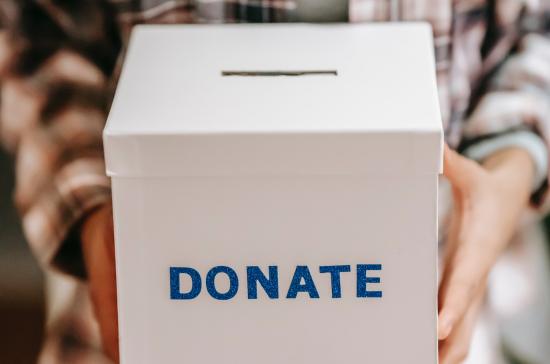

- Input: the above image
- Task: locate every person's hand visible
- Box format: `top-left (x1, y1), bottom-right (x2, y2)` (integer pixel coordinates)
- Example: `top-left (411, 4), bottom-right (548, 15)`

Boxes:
top-left (76, 145), bottom-right (535, 363)
top-left (438, 144), bottom-right (535, 363)
top-left (81, 203), bottom-right (119, 363)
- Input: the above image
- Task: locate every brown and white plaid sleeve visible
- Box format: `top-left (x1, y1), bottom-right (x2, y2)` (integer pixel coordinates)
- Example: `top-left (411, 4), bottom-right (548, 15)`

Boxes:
top-left (0, 0), bottom-right (121, 277)
top-left (458, 3), bottom-right (550, 208)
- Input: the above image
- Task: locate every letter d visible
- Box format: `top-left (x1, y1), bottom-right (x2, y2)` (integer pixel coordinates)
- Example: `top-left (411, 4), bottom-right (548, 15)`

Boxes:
top-left (170, 267), bottom-right (202, 299)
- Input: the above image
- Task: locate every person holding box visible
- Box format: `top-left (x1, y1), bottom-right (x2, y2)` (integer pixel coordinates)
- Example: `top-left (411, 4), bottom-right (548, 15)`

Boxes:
top-left (0, 1), bottom-right (549, 363)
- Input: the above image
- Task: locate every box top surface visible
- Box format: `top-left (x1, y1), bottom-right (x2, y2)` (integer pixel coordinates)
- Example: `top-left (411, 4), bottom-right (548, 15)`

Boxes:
top-left (106, 23), bottom-right (441, 135)
top-left (105, 24), bottom-right (443, 177)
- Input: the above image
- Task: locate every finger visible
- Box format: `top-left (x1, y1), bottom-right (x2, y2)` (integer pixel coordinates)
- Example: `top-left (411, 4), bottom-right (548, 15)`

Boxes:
top-left (438, 247), bottom-right (486, 340)
top-left (438, 217), bottom-right (488, 340)
top-left (439, 193), bottom-right (500, 341)
top-left (89, 237), bottom-right (119, 362)
top-left (443, 144), bottom-right (482, 190)
top-left (439, 288), bottom-right (485, 364)
top-left (82, 206), bottom-right (119, 362)
top-left (441, 193), bottom-right (463, 264)
top-left (98, 213), bottom-right (119, 362)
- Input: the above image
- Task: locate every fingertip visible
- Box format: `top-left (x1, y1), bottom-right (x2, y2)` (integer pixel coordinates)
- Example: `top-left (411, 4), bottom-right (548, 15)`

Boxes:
top-left (438, 311), bottom-right (455, 340)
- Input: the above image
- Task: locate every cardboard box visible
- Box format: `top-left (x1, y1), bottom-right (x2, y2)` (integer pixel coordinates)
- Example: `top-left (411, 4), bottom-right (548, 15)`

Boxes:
top-left (105, 23), bottom-right (443, 363)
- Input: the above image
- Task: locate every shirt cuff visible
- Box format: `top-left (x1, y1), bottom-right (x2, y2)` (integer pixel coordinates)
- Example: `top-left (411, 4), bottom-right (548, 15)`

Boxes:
top-left (462, 130), bottom-right (548, 192)
top-left (21, 159), bottom-right (111, 278)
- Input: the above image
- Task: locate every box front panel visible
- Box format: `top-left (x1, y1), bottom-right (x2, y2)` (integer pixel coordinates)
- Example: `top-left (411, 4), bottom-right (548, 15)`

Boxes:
top-left (112, 175), bottom-right (438, 363)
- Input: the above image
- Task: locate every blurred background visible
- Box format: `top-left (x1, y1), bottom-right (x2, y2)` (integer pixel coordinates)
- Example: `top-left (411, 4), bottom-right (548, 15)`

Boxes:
top-left (0, 150), bottom-right (44, 363)
top-left (0, 3), bottom-right (44, 362)
top-left (0, 1), bottom-right (550, 364)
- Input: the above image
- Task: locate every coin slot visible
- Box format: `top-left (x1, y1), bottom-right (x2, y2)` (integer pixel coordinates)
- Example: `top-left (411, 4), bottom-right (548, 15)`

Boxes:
top-left (221, 70), bottom-right (338, 77)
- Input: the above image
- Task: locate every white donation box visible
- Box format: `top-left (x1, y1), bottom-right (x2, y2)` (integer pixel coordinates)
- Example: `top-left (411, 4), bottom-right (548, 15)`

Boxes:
top-left (104, 23), bottom-right (443, 364)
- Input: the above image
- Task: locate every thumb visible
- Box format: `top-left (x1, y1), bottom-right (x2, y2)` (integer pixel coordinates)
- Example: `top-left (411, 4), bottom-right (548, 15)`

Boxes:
top-left (443, 144), bottom-right (481, 190)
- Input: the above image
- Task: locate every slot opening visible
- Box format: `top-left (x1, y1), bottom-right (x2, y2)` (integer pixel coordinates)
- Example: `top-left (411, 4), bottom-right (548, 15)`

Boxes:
top-left (221, 70), bottom-right (338, 77)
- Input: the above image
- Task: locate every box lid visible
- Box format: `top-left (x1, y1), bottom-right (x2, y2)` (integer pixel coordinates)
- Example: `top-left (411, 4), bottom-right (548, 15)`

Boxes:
top-left (104, 23), bottom-right (443, 177)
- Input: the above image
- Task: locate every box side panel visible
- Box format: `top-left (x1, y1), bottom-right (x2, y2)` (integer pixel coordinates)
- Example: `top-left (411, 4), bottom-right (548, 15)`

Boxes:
top-left (112, 175), bottom-right (438, 364)
top-left (111, 179), bottom-right (150, 363)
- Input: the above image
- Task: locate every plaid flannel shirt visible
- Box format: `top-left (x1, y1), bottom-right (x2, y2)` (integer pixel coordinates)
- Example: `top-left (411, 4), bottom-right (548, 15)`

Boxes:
top-left (1, 0), bottom-right (550, 362)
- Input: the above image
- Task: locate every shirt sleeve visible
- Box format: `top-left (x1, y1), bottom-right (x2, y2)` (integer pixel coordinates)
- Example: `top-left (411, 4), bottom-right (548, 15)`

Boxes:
top-left (2, 64), bottom-right (112, 278)
top-left (461, 31), bottom-right (550, 210)
top-left (462, 130), bottom-right (548, 192)
top-left (0, 0), bottom-right (121, 277)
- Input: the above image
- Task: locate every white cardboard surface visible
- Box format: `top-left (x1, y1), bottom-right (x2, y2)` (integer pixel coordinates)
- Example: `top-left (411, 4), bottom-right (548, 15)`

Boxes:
top-left (105, 23), bottom-right (443, 177)
top-left (105, 24), bottom-right (442, 364)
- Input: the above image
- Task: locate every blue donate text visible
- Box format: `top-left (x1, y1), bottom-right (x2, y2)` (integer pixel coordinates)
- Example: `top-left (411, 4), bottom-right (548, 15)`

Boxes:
top-left (170, 264), bottom-right (383, 300)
